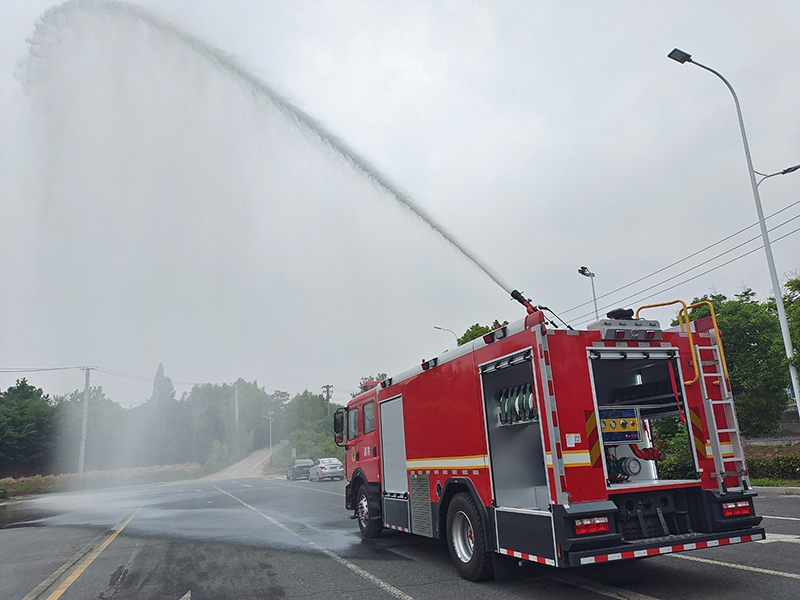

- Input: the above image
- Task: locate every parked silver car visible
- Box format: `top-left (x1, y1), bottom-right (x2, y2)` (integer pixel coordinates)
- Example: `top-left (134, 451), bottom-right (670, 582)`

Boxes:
top-left (308, 457), bottom-right (344, 481)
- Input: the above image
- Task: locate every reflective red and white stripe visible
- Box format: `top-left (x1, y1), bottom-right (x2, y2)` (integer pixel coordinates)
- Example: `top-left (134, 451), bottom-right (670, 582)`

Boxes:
top-left (499, 548), bottom-right (556, 566)
top-left (385, 524), bottom-right (409, 533)
top-left (579, 533), bottom-right (764, 565)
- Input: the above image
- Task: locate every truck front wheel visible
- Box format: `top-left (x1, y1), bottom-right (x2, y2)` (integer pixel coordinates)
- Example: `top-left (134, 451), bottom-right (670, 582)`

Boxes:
top-left (446, 492), bottom-right (493, 581)
top-left (356, 487), bottom-right (382, 539)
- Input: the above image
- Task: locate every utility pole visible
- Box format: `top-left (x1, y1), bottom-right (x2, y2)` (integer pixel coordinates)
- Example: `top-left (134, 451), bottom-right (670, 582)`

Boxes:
top-left (78, 366), bottom-right (96, 474)
top-left (234, 381), bottom-right (239, 427)
top-left (322, 384), bottom-right (333, 416)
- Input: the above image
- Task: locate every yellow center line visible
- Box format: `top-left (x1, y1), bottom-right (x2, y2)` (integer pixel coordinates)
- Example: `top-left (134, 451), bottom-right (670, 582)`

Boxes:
top-left (41, 508), bottom-right (140, 600)
top-left (21, 531), bottom-right (109, 600)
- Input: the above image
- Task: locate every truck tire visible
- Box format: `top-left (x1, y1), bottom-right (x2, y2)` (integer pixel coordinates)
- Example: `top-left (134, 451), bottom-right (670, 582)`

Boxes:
top-left (446, 492), bottom-right (494, 581)
top-left (356, 487), bottom-right (382, 539)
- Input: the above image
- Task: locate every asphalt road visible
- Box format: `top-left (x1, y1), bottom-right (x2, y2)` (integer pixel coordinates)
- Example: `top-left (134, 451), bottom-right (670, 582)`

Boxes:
top-left (1, 477), bottom-right (799, 600)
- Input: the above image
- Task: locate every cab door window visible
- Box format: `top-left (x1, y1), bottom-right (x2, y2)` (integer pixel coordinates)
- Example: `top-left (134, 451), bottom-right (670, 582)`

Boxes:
top-left (363, 401), bottom-right (375, 434)
top-left (347, 407), bottom-right (359, 440)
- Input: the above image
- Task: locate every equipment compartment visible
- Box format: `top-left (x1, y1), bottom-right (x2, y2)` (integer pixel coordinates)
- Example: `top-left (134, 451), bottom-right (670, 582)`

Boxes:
top-left (589, 349), bottom-right (699, 486)
top-left (481, 350), bottom-right (549, 509)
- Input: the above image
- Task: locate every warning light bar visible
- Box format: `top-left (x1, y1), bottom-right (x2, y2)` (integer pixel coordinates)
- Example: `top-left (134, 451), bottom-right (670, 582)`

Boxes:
top-left (574, 516), bottom-right (610, 536)
top-left (588, 319), bottom-right (662, 342)
top-left (721, 501), bottom-right (752, 518)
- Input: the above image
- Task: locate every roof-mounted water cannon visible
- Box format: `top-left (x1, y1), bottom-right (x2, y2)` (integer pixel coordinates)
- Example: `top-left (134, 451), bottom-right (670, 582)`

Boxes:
top-left (510, 289), bottom-right (537, 314)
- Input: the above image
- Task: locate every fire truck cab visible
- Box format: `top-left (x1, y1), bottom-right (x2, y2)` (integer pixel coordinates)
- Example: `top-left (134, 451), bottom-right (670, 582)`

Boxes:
top-left (334, 302), bottom-right (764, 581)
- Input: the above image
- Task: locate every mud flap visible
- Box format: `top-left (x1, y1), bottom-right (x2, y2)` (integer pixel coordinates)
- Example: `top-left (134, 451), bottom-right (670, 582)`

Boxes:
top-left (491, 552), bottom-right (526, 583)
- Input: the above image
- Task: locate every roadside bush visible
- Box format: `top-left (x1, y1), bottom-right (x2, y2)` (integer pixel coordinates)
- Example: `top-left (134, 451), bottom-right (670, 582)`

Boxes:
top-left (653, 418), bottom-right (696, 480)
top-left (204, 439), bottom-right (231, 474)
top-left (0, 464), bottom-right (204, 496)
top-left (746, 455), bottom-right (800, 480)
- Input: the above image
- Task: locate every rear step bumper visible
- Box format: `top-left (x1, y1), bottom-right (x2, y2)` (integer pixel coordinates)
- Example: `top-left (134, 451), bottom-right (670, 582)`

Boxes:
top-left (568, 527), bottom-right (765, 567)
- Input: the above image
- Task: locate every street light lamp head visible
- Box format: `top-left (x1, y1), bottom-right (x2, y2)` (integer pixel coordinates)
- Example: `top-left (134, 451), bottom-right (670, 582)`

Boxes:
top-left (781, 164), bottom-right (800, 175)
top-left (578, 266), bottom-right (595, 278)
top-left (668, 48), bottom-right (692, 64)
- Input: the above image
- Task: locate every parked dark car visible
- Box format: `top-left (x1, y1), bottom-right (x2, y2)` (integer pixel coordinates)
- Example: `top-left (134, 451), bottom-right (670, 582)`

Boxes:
top-left (286, 458), bottom-right (313, 480)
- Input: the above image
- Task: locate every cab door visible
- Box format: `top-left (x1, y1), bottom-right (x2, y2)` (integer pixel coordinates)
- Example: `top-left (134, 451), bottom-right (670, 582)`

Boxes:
top-left (347, 394), bottom-right (380, 482)
top-left (358, 397), bottom-right (380, 482)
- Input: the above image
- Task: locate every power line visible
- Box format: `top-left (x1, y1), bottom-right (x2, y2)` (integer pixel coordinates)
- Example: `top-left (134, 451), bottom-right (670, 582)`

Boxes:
top-left (561, 198), bottom-right (800, 316)
top-left (566, 214), bottom-right (800, 325)
top-left (570, 225), bottom-right (800, 327)
top-left (0, 366), bottom-right (85, 373)
top-left (0, 365), bottom-right (236, 388)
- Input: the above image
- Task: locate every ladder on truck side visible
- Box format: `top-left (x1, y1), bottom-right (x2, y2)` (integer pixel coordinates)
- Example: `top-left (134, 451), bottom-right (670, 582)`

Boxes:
top-left (694, 321), bottom-right (749, 494)
top-left (636, 299), bottom-right (750, 495)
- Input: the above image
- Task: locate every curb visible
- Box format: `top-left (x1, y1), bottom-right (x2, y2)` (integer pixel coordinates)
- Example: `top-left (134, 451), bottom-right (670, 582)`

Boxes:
top-left (753, 486), bottom-right (800, 497)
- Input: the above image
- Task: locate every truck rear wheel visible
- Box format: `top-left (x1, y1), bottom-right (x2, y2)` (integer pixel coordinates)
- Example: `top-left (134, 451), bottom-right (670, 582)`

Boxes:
top-left (356, 487), bottom-right (382, 539)
top-left (446, 492), bottom-right (494, 581)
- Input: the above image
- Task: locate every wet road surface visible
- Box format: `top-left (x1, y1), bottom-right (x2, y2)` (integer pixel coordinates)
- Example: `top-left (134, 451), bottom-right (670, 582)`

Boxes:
top-left (1, 477), bottom-right (799, 599)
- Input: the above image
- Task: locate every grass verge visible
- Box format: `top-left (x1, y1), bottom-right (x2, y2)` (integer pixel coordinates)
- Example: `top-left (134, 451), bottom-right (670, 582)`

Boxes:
top-left (0, 463), bottom-right (204, 497)
top-left (750, 478), bottom-right (800, 487)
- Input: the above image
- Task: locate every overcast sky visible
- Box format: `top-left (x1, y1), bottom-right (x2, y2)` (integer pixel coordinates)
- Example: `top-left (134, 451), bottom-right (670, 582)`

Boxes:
top-left (1, 0), bottom-right (798, 407)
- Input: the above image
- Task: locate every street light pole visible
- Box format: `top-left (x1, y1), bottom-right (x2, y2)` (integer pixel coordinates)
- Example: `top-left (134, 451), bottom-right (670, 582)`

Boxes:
top-left (578, 266), bottom-right (599, 320)
top-left (265, 412), bottom-right (274, 466)
top-left (434, 326), bottom-right (459, 344)
top-left (668, 48), bottom-right (800, 415)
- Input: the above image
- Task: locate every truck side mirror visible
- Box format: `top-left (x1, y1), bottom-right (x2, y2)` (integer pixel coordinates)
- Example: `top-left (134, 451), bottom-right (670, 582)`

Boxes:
top-left (333, 408), bottom-right (345, 447)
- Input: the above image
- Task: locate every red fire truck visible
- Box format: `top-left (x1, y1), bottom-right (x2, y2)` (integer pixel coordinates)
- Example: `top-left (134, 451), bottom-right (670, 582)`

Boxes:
top-left (333, 300), bottom-right (764, 581)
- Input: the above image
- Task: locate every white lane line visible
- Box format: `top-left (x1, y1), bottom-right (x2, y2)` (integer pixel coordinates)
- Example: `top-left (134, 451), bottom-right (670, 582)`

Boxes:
top-left (262, 478), bottom-right (345, 497)
top-left (549, 573), bottom-right (661, 600)
top-left (762, 515), bottom-right (800, 522)
top-left (213, 486), bottom-right (286, 529)
top-left (757, 533), bottom-right (800, 544)
top-left (315, 546), bottom-right (415, 600)
top-left (212, 486), bottom-right (414, 600)
top-left (669, 553), bottom-right (800, 580)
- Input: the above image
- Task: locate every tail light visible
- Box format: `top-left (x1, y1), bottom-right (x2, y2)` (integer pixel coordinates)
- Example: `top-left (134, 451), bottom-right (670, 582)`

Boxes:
top-left (721, 501), bottom-right (752, 517)
top-left (574, 516), bottom-right (610, 535)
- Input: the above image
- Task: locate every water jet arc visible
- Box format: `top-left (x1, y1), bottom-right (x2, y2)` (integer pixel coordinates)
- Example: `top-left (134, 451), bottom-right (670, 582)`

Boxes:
top-left (27, 0), bottom-right (534, 313)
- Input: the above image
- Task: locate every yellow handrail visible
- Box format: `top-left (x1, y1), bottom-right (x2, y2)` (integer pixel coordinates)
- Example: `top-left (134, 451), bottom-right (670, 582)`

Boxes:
top-left (635, 299), bottom-right (699, 385)
top-left (685, 300), bottom-right (730, 381)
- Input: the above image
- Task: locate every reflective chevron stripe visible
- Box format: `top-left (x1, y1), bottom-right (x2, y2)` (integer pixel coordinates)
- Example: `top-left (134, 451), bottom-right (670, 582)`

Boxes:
top-left (499, 548), bottom-right (556, 566)
top-left (579, 533), bottom-right (764, 565)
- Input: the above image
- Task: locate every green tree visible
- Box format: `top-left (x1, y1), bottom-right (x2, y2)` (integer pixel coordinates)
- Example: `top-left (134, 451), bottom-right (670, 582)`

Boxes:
top-left (204, 439), bottom-right (230, 473)
top-left (185, 382), bottom-right (232, 466)
top-left (0, 379), bottom-right (55, 476)
top-left (146, 364), bottom-right (184, 466)
top-left (770, 275), bottom-right (799, 371)
top-left (278, 390), bottom-right (344, 465)
top-left (233, 380), bottom-right (287, 450)
top-left (457, 320), bottom-right (509, 346)
top-left (681, 289), bottom-right (790, 436)
top-left (52, 386), bottom-right (126, 473)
